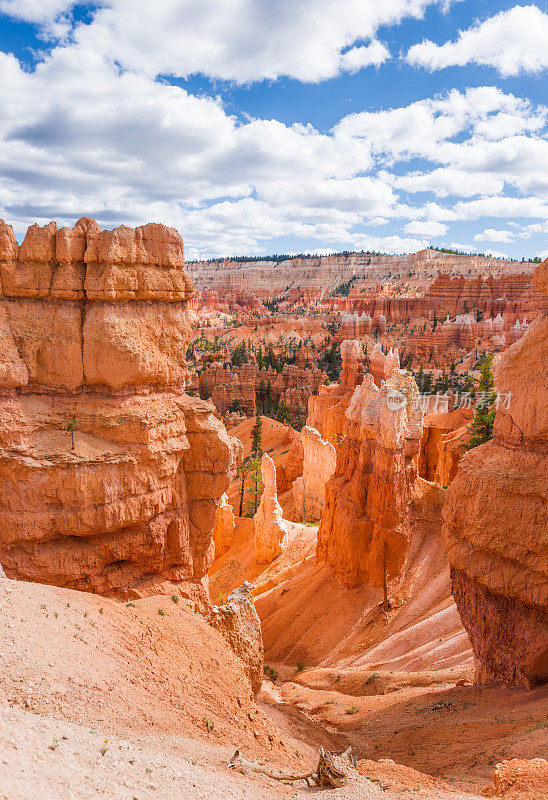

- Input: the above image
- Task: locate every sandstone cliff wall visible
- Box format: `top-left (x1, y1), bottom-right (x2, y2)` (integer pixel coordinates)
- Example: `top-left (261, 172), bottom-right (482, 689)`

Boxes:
top-left (188, 250), bottom-right (536, 298)
top-left (0, 218), bottom-right (240, 604)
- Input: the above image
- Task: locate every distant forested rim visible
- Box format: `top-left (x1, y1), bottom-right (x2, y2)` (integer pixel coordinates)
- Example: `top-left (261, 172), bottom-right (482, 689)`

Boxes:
top-left (187, 246), bottom-right (538, 265)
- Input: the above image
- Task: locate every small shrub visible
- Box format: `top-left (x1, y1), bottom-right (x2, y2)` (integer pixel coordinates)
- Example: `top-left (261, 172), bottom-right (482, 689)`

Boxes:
top-left (126, 602), bottom-right (135, 608)
top-left (345, 706), bottom-right (359, 715)
top-left (263, 665), bottom-right (278, 683)
top-left (366, 671), bottom-right (379, 685)
top-left (157, 608), bottom-right (165, 617)
top-left (171, 594), bottom-right (179, 604)
top-left (202, 716), bottom-right (214, 733)
top-left (296, 660), bottom-right (306, 672)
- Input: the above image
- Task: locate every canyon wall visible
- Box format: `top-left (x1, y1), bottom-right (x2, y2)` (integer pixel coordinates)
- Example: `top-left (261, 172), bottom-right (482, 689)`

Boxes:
top-left (442, 260), bottom-right (548, 688)
top-left (0, 218), bottom-right (240, 605)
top-left (317, 367), bottom-right (424, 589)
top-left (196, 362), bottom-right (326, 418)
top-left (419, 408), bottom-right (473, 487)
top-left (188, 250), bottom-right (536, 298)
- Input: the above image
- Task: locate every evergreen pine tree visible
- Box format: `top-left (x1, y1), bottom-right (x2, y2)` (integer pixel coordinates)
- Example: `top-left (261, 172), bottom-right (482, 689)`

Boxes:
top-left (276, 400), bottom-right (291, 424)
top-left (251, 412), bottom-right (263, 456)
top-left (464, 352), bottom-right (496, 451)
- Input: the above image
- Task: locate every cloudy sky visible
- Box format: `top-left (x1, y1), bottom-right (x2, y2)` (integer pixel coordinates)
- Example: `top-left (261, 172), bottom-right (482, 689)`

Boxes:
top-left (0, 1), bottom-right (547, 260)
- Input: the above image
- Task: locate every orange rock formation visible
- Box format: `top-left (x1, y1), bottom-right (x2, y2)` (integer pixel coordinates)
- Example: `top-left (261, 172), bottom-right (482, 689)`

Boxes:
top-left (254, 452), bottom-right (292, 563)
top-left (292, 425), bottom-right (336, 521)
top-left (442, 260), bottom-right (548, 689)
top-left (317, 366), bottom-right (424, 588)
top-left (307, 339), bottom-right (363, 443)
top-left (0, 218), bottom-right (240, 605)
top-left (419, 408), bottom-right (473, 486)
top-left (212, 492), bottom-right (236, 558)
top-left (207, 582), bottom-right (263, 694)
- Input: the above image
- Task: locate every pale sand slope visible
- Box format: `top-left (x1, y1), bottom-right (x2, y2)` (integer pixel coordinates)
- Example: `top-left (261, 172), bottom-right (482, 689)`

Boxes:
top-left (0, 576), bottom-right (503, 800)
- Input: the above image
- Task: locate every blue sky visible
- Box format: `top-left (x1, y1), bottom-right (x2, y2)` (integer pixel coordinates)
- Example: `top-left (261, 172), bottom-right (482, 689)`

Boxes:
top-left (0, 0), bottom-right (546, 260)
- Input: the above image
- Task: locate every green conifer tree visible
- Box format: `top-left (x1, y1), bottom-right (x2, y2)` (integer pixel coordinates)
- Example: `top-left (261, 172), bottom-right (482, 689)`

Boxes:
top-left (464, 352), bottom-right (496, 451)
top-left (251, 411), bottom-right (263, 456)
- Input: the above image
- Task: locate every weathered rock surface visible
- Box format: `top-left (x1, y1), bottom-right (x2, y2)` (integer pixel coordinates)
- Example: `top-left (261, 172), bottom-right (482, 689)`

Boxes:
top-left (486, 758), bottom-right (548, 799)
top-left (317, 368), bottom-right (424, 588)
top-left (442, 261), bottom-right (548, 689)
top-left (307, 339), bottom-right (363, 444)
top-left (254, 453), bottom-right (291, 564)
top-left (212, 492), bottom-right (236, 558)
top-left (189, 249), bottom-right (537, 298)
top-left (292, 426), bottom-right (336, 521)
top-left (419, 408), bottom-right (473, 486)
top-left (207, 582), bottom-right (264, 694)
top-left (0, 219), bottom-right (240, 605)
top-left (197, 362), bottom-right (326, 418)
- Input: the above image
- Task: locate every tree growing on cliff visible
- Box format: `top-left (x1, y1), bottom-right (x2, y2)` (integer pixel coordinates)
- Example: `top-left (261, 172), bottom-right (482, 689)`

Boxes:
top-left (464, 352), bottom-right (496, 451)
top-left (251, 412), bottom-right (263, 456)
top-left (66, 418), bottom-right (77, 450)
top-left (246, 454), bottom-right (263, 516)
top-left (237, 456), bottom-right (252, 516)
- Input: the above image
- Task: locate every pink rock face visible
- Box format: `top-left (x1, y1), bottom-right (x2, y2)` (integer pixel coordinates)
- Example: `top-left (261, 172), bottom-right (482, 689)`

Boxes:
top-left (442, 260), bottom-right (548, 689)
top-left (292, 425), bottom-right (336, 521)
top-left (254, 452), bottom-right (291, 564)
top-left (0, 219), bottom-right (240, 605)
top-left (317, 369), bottom-right (424, 588)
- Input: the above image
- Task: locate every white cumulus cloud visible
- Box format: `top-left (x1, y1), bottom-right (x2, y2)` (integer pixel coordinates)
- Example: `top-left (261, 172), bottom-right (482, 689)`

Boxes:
top-left (407, 5), bottom-right (548, 76)
top-left (474, 228), bottom-right (515, 243)
top-left (404, 220), bottom-right (448, 236)
top-left (1, 0), bottom-right (457, 83)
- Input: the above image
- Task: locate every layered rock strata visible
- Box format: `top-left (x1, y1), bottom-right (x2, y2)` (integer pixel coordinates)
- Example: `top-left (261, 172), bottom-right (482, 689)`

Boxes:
top-left (188, 250), bottom-right (537, 298)
top-left (0, 218), bottom-right (240, 604)
top-left (317, 369), bottom-right (424, 588)
top-left (442, 260), bottom-right (548, 688)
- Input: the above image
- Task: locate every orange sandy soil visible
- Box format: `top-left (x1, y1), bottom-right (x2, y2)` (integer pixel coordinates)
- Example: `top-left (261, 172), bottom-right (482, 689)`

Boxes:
top-left (209, 513), bottom-right (548, 796)
top-left (2, 576), bottom-right (526, 800)
top-left (2, 573), bottom-right (546, 799)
